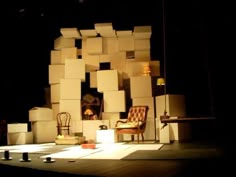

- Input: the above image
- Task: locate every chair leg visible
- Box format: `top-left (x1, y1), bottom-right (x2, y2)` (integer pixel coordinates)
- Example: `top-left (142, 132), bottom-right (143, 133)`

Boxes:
top-left (137, 134), bottom-right (139, 144)
top-left (117, 134), bottom-right (120, 142)
top-left (141, 133), bottom-right (144, 141)
top-left (131, 135), bottom-right (134, 141)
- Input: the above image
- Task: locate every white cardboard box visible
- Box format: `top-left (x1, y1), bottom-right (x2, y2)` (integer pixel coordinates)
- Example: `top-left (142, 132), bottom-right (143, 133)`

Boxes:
top-left (29, 107), bottom-right (53, 122)
top-left (96, 129), bottom-right (117, 143)
top-left (7, 123), bottom-right (28, 133)
top-left (7, 132), bottom-right (33, 145)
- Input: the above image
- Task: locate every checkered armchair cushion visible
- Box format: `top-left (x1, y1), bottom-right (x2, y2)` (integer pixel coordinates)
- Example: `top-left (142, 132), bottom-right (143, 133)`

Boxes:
top-left (127, 106), bottom-right (148, 123)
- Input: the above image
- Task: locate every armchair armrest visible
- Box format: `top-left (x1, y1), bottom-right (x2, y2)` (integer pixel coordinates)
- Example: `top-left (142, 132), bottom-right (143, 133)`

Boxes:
top-left (115, 119), bottom-right (128, 127)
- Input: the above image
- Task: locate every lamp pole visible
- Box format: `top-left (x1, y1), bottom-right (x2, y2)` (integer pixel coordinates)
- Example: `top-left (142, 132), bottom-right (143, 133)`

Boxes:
top-left (162, 0), bottom-right (167, 116)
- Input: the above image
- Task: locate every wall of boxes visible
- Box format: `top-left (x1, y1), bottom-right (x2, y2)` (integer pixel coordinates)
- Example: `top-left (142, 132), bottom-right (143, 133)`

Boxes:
top-left (6, 23), bottom-right (189, 145)
top-left (48, 23), bottom-right (162, 142)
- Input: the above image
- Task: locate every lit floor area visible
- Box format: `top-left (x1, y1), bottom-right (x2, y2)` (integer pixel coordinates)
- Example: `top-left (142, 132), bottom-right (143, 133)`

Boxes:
top-left (0, 139), bottom-right (231, 177)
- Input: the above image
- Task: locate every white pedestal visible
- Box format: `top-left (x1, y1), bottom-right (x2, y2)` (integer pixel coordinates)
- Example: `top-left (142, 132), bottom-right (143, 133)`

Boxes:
top-left (96, 129), bottom-right (117, 143)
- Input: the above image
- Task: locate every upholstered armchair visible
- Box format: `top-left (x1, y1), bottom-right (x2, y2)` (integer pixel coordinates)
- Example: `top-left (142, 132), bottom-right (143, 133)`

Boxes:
top-left (115, 105), bottom-right (149, 143)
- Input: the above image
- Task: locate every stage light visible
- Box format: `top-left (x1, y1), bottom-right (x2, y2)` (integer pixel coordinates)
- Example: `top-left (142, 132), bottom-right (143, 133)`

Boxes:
top-left (19, 152), bottom-right (31, 162)
top-left (1, 150), bottom-right (12, 161)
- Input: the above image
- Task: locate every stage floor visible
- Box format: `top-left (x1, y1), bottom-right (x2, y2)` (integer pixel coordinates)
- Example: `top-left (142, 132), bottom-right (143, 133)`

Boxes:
top-left (0, 140), bottom-right (229, 177)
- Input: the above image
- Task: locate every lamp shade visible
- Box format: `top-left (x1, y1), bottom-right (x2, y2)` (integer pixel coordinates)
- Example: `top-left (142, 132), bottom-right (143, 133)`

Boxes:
top-left (157, 78), bottom-right (165, 85)
top-left (84, 108), bottom-right (93, 115)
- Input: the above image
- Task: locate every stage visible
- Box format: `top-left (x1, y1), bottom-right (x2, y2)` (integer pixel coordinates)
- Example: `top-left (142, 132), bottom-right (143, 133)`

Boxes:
top-left (0, 140), bottom-right (226, 177)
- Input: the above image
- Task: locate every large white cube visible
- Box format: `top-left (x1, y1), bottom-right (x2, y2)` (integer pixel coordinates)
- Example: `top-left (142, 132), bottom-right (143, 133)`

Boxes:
top-left (7, 132), bottom-right (33, 145)
top-left (7, 123), bottom-right (28, 133)
top-left (94, 23), bottom-right (113, 34)
top-left (86, 37), bottom-right (103, 54)
top-left (84, 55), bottom-right (100, 72)
top-left (54, 36), bottom-right (75, 50)
top-left (118, 36), bottom-right (134, 51)
top-left (97, 70), bottom-right (119, 92)
top-left (103, 37), bottom-right (118, 54)
top-left (60, 99), bottom-right (82, 121)
top-left (50, 84), bottom-right (60, 103)
top-left (65, 59), bottom-right (85, 81)
top-left (49, 64), bottom-right (65, 84)
top-left (60, 79), bottom-right (81, 100)
top-left (50, 50), bottom-right (62, 64)
top-left (61, 47), bottom-right (78, 64)
top-left (134, 39), bottom-right (150, 50)
top-left (103, 90), bottom-right (126, 112)
top-left (31, 120), bottom-right (57, 143)
top-left (29, 107), bottom-right (53, 122)
top-left (130, 76), bottom-right (152, 98)
top-left (133, 26), bottom-right (152, 39)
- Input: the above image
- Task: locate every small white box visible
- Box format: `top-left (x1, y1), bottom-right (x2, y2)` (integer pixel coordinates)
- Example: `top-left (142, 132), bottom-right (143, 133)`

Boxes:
top-left (29, 107), bottom-right (53, 122)
top-left (96, 129), bottom-right (117, 143)
top-left (7, 123), bottom-right (28, 133)
top-left (7, 132), bottom-right (33, 145)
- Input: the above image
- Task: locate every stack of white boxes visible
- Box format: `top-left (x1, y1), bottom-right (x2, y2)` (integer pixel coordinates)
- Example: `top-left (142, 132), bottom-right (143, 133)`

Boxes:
top-left (50, 28), bottom-right (83, 136)
top-left (7, 123), bottom-right (33, 145)
top-left (44, 23), bottom-right (188, 143)
top-left (29, 107), bottom-right (57, 143)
